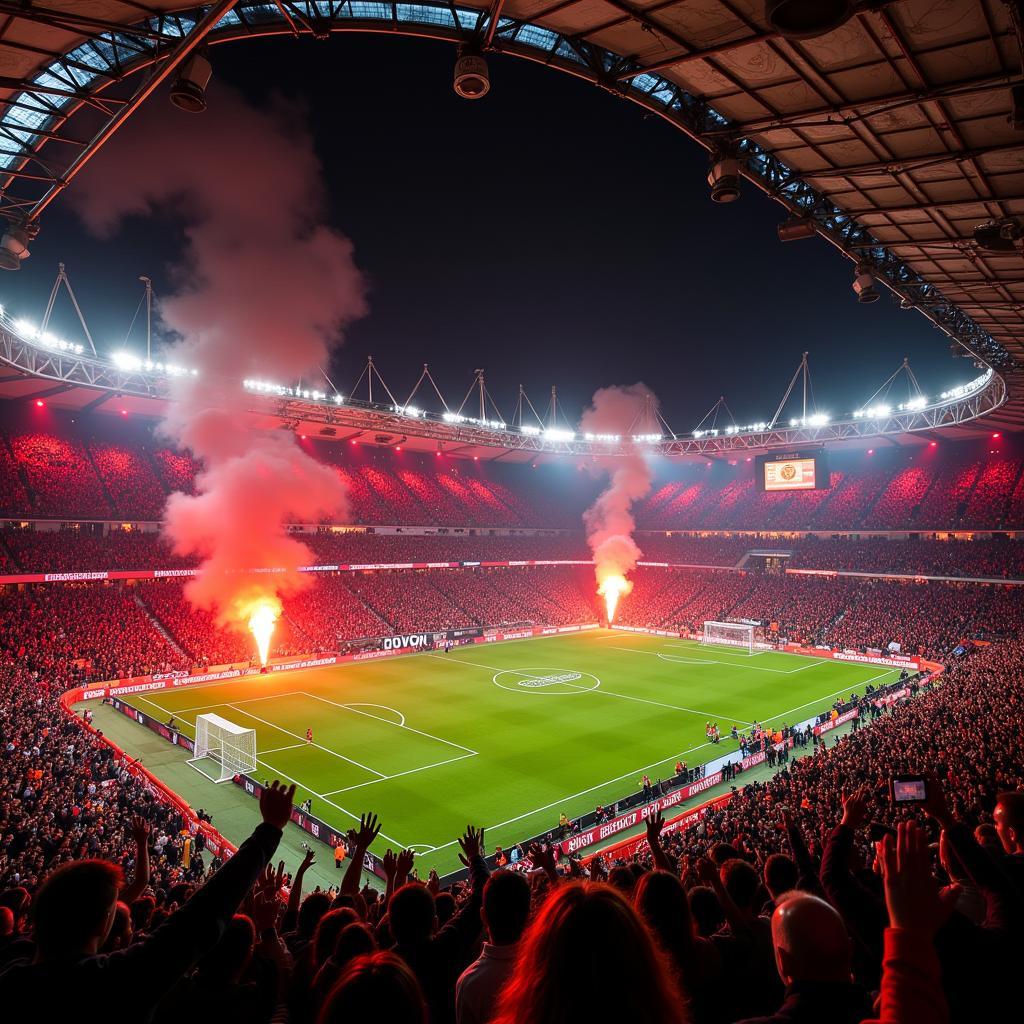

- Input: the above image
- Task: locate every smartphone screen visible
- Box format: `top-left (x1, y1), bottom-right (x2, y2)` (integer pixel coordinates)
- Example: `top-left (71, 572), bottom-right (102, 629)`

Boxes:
top-left (892, 777), bottom-right (927, 803)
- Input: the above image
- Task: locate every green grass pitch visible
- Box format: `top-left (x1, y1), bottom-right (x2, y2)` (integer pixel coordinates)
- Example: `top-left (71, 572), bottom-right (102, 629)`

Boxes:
top-left (125, 630), bottom-right (898, 875)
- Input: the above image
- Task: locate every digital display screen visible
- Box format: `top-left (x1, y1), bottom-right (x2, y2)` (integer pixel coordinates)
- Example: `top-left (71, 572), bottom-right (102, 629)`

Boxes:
top-left (762, 457), bottom-right (817, 491)
top-left (892, 778), bottom-right (927, 803)
top-left (756, 451), bottom-right (830, 492)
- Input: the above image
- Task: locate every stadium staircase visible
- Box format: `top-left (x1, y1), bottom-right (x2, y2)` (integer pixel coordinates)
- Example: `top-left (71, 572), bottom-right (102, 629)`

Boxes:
top-left (144, 447), bottom-right (173, 499)
top-left (2, 433), bottom-right (37, 514)
top-left (83, 445), bottom-right (117, 517)
top-left (425, 575), bottom-right (480, 624)
top-left (341, 577), bottom-right (399, 631)
top-left (133, 590), bottom-right (191, 662)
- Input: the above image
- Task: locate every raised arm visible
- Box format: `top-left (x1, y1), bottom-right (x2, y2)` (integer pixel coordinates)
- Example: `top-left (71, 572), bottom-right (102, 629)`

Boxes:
top-left (341, 813), bottom-right (381, 897)
top-left (120, 816), bottom-right (152, 905)
top-left (645, 810), bottom-right (675, 874)
top-left (285, 847), bottom-right (316, 920)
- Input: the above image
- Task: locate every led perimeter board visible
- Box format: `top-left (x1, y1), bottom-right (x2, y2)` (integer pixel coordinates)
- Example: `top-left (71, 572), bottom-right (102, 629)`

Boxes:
top-left (755, 450), bottom-right (831, 492)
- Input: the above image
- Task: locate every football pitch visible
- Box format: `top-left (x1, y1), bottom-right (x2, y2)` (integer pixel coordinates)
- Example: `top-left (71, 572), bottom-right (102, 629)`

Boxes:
top-left (124, 630), bottom-right (898, 875)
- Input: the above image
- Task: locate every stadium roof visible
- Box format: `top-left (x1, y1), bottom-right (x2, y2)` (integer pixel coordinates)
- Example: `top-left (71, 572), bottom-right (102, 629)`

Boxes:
top-left (0, 0), bottom-right (1022, 447)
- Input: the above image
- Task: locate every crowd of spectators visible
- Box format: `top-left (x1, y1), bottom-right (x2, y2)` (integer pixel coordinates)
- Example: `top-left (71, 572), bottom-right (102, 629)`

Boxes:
top-left (88, 441), bottom-right (169, 521)
top-left (7, 431), bottom-right (112, 519)
top-left (4, 421), bottom-right (1024, 532)
top-left (0, 596), bottom-right (1020, 1022)
top-left (5, 527), bottom-right (1024, 582)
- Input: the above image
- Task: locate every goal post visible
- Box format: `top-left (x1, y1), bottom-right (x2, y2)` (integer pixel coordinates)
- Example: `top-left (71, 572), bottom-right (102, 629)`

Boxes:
top-left (701, 620), bottom-right (755, 655)
top-left (187, 713), bottom-right (257, 783)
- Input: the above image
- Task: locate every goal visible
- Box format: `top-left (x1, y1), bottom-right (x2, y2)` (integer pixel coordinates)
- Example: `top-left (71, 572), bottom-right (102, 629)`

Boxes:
top-left (187, 713), bottom-right (257, 783)
top-left (701, 620), bottom-right (755, 655)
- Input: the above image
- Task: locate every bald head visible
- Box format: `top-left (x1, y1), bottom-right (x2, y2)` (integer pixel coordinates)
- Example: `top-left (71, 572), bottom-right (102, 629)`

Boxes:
top-left (771, 893), bottom-right (851, 987)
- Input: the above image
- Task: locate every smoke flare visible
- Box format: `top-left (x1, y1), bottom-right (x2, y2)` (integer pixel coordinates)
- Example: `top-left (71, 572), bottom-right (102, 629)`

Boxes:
top-left (581, 385), bottom-right (657, 624)
top-left (73, 87), bottom-right (366, 656)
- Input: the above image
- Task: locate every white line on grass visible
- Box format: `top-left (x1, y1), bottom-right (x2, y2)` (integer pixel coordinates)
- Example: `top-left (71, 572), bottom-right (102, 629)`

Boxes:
top-left (613, 645), bottom-right (819, 676)
top-left (147, 689), bottom-right (309, 715)
top-left (433, 655), bottom-right (752, 727)
top-left (426, 735), bottom-right (723, 856)
top-left (322, 751), bottom-right (478, 795)
top-left (225, 702), bottom-right (388, 780)
top-left (258, 743), bottom-right (307, 756)
top-left (249, 755), bottom-right (407, 848)
top-left (301, 692), bottom-right (478, 755)
top-left (756, 669), bottom-right (897, 725)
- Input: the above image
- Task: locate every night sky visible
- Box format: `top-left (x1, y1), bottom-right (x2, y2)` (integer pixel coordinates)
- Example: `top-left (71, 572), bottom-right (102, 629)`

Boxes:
top-left (3, 33), bottom-right (965, 433)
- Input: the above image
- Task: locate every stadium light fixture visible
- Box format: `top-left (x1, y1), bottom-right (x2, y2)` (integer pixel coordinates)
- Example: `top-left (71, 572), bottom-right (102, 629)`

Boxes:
top-left (170, 50), bottom-right (213, 112)
top-left (766, 0), bottom-right (853, 39)
top-left (867, 449), bottom-right (874, 455)
top-left (929, 442), bottom-right (938, 448)
top-left (852, 265), bottom-right (880, 303)
top-left (34, 399), bottom-right (44, 408)
top-left (0, 225), bottom-right (32, 271)
top-left (708, 152), bottom-right (741, 203)
top-left (993, 432), bottom-right (1001, 439)
top-left (777, 217), bottom-right (816, 242)
top-left (453, 49), bottom-right (490, 99)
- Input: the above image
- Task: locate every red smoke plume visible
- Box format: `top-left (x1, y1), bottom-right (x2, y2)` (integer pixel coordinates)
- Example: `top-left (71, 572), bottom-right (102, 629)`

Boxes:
top-left (580, 385), bottom-right (657, 619)
top-left (73, 87), bottom-right (365, 642)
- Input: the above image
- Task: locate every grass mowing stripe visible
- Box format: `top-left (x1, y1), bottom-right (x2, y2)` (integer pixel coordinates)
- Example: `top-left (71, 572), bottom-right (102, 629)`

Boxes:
top-left (224, 702), bottom-right (388, 779)
top-left (111, 630), bottom-right (894, 874)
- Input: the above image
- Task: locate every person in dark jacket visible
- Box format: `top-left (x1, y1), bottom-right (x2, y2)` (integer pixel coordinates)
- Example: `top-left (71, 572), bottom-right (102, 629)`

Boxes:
top-left (737, 891), bottom-right (874, 1024)
top-left (0, 781), bottom-right (295, 1023)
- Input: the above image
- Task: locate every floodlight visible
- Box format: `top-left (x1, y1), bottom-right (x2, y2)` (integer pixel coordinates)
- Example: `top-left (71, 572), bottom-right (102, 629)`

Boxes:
top-left (777, 216), bottom-right (816, 241)
top-left (454, 51), bottom-right (490, 99)
top-left (170, 52), bottom-right (213, 113)
top-left (766, 0), bottom-right (852, 39)
top-left (973, 218), bottom-right (1022, 252)
top-left (852, 265), bottom-right (879, 303)
top-left (0, 225), bottom-right (31, 271)
top-left (708, 155), bottom-right (740, 203)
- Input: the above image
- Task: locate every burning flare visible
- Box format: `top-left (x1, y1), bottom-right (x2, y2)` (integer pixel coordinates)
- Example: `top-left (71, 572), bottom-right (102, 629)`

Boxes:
top-left (248, 599), bottom-right (280, 666)
top-left (599, 574), bottom-right (632, 624)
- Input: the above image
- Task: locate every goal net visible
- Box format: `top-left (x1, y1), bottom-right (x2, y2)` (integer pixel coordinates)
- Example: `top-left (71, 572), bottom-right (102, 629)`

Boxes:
top-left (187, 713), bottom-right (257, 783)
top-left (701, 620), bottom-right (755, 655)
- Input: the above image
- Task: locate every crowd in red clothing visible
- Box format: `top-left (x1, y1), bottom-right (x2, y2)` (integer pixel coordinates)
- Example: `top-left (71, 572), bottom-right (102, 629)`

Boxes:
top-left (4, 418), bottom-right (1024, 532)
top-left (0, 591), bottom-right (1020, 1022)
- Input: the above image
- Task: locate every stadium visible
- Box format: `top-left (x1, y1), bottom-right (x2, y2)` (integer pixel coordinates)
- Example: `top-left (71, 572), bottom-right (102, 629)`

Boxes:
top-left (0, 2), bottom-right (1022, 1023)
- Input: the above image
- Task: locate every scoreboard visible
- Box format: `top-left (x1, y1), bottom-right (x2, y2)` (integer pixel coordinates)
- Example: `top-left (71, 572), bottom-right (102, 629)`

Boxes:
top-left (756, 451), bottom-right (830, 492)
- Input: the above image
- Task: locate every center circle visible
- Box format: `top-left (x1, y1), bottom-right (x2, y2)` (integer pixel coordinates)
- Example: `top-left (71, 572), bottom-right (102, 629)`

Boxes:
top-left (492, 667), bottom-right (601, 695)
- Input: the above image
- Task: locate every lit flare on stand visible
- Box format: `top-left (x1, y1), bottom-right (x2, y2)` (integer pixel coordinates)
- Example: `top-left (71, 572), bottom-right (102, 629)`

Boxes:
top-left (598, 574), bottom-right (631, 624)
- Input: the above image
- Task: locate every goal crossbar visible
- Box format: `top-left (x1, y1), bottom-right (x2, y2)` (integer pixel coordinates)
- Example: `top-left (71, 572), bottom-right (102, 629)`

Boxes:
top-left (701, 620), bottom-right (755, 655)
top-left (187, 712), bottom-right (257, 783)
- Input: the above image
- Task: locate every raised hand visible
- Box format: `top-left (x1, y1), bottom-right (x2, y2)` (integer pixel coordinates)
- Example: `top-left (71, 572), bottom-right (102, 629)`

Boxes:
top-left (353, 813), bottom-right (382, 851)
top-left (298, 848), bottom-right (316, 872)
top-left (877, 820), bottom-right (958, 935)
top-left (131, 815), bottom-right (151, 845)
top-left (396, 848), bottom-right (415, 879)
top-left (921, 774), bottom-right (953, 827)
top-left (427, 869), bottom-right (441, 895)
top-left (260, 781), bottom-right (296, 831)
top-left (528, 842), bottom-right (558, 878)
top-left (458, 825), bottom-right (485, 867)
top-left (250, 881), bottom-right (282, 932)
top-left (841, 787), bottom-right (870, 830)
top-left (645, 809), bottom-right (666, 847)
top-left (381, 848), bottom-right (398, 880)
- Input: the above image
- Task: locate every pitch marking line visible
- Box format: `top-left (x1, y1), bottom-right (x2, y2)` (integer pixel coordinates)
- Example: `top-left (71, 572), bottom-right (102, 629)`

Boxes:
top-left (301, 692), bottom-right (478, 756)
top-left (433, 654), bottom-right (752, 727)
top-left (322, 751), bottom-right (478, 796)
top-left (757, 669), bottom-right (898, 725)
top-left (258, 742), bottom-right (307, 756)
top-left (612, 645), bottom-right (821, 676)
top-left (224, 703), bottom-right (387, 780)
top-left (423, 667), bottom-right (900, 856)
top-left (142, 689), bottom-right (310, 716)
top-left (248, 754), bottom-right (408, 848)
